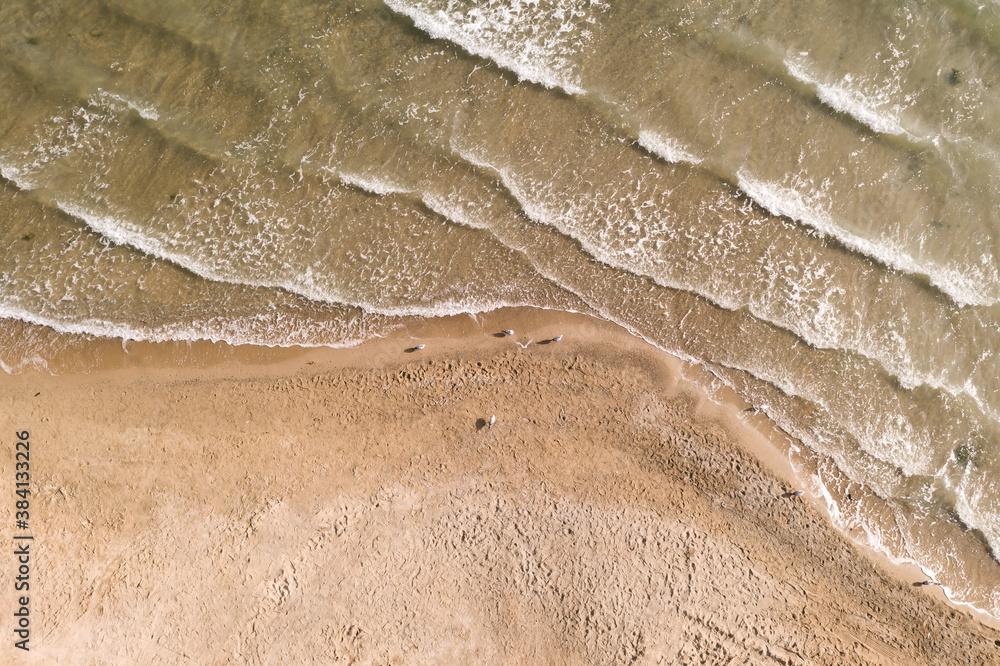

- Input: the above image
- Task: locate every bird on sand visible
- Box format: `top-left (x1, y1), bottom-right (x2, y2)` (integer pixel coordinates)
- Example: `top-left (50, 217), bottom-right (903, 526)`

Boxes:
top-left (502, 329), bottom-right (514, 336)
top-left (921, 580), bottom-right (940, 586)
top-left (489, 414), bottom-right (496, 429)
top-left (413, 344), bottom-right (425, 350)
top-left (551, 335), bottom-right (563, 342)
top-left (790, 490), bottom-right (805, 497)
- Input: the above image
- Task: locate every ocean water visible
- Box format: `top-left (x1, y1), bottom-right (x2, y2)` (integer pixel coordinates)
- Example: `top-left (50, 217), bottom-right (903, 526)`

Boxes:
top-left (3, 0), bottom-right (1000, 617)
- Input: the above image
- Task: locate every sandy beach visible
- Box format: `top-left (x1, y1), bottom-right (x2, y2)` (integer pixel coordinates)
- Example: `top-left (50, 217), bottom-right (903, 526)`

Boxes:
top-left (1, 308), bottom-right (998, 664)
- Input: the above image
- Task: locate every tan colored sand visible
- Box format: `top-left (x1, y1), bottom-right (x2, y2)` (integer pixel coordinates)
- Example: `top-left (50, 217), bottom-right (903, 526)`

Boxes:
top-left (1, 312), bottom-right (998, 664)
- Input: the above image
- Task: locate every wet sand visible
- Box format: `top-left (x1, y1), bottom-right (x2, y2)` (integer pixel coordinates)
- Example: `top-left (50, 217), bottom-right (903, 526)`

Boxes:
top-left (1, 309), bottom-right (998, 664)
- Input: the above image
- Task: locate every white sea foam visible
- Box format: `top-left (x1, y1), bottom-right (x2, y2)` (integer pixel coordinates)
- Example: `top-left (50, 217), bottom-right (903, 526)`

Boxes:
top-left (334, 171), bottom-right (483, 230)
top-left (337, 171), bottom-right (413, 197)
top-left (54, 200), bottom-right (544, 322)
top-left (784, 56), bottom-right (907, 137)
top-left (53, 200), bottom-right (231, 281)
top-left (92, 89), bottom-right (160, 121)
top-left (636, 130), bottom-right (702, 165)
top-left (419, 193), bottom-right (476, 227)
top-left (0, 303), bottom-right (386, 349)
top-left (0, 160), bottom-right (37, 190)
top-left (955, 470), bottom-right (1000, 576)
top-left (383, 0), bottom-right (600, 95)
top-left (736, 170), bottom-right (996, 307)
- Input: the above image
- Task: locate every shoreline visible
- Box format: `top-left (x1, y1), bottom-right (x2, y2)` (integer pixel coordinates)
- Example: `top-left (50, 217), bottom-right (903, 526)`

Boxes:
top-left (679, 363), bottom-right (1000, 633)
top-left (85, 306), bottom-right (1000, 630)
top-left (2, 306), bottom-right (999, 661)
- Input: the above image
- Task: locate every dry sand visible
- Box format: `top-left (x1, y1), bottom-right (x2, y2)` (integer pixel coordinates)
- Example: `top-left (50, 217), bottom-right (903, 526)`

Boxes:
top-left (1, 309), bottom-right (998, 665)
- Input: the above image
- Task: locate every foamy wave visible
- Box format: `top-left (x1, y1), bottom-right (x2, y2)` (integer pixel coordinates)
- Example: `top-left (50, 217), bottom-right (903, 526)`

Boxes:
top-left (0, 351), bottom-right (50, 375)
top-left (421, 193), bottom-right (492, 231)
top-left (92, 89), bottom-right (160, 121)
top-left (957, 468), bottom-right (1000, 547)
top-left (383, 0), bottom-right (601, 96)
top-left (337, 171), bottom-right (413, 197)
top-left (333, 167), bottom-right (495, 233)
top-left (0, 160), bottom-right (37, 190)
top-left (0, 304), bottom-right (387, 349)
top-left (815, 462), bottom-right (1000, 619)
top-left (53, 199), bottom-right (236, 283)
top-left (459, 140), bottom-right (1000, 459)
top-left (637, 130), bottom-right (702, 165)
top-left (703, 363), bottom-right (1000, 619)
top-left (736, 171), bottom-right (996, 307)
top-left (454, 147), bottom-right (978, 479)
top-left (53, 200), bottom-right (547, 321)
top-left (784, 56), bottom-right (906, 137)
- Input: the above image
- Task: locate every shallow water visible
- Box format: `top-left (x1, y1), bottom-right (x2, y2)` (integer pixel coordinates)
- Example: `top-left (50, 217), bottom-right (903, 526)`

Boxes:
top-left (2, 0), bottom-right (1000, 617)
